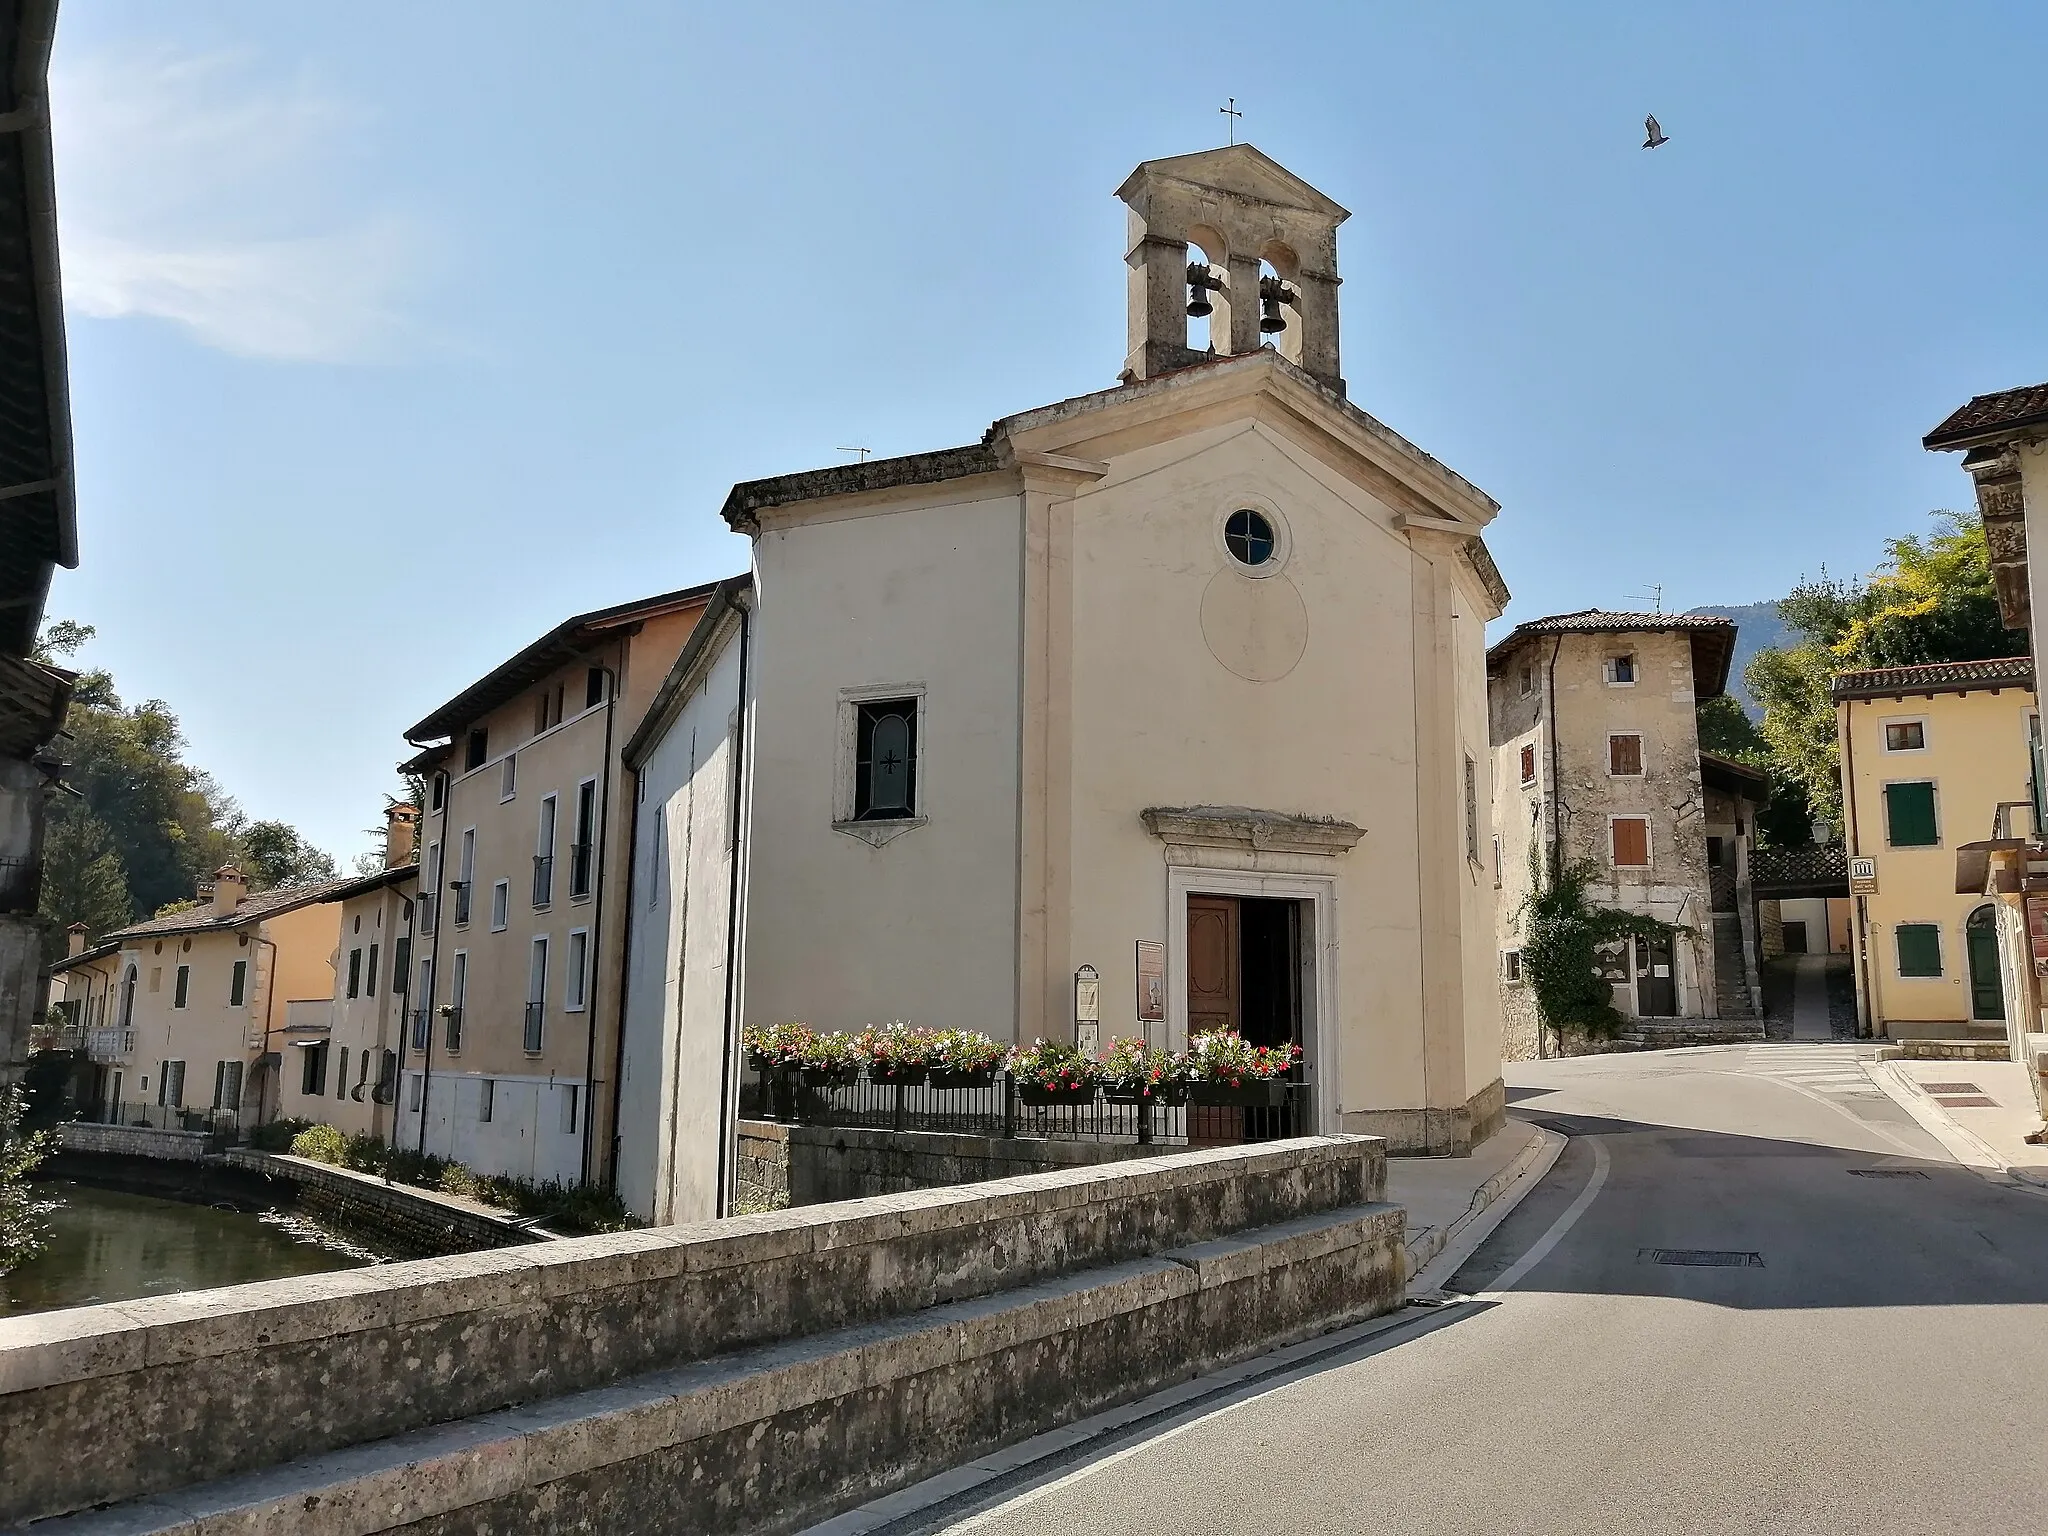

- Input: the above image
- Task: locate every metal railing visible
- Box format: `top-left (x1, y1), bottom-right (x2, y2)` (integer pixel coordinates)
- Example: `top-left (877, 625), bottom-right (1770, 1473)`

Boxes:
top-left (745, 1070), bottom-right (1309, 1148)
top-left (451, 880), bottom-right (472, 926)
top-left (100, 1100), bottom-right (243, 1136)
top-left (443, 1005), bottom-right (464, 1052)
top-left (410, 1007), bottom-right (432, 1052)
top-left (532, 854), bottom-right (554, 907)
top-left (569, 842), bottom-right (594, 898)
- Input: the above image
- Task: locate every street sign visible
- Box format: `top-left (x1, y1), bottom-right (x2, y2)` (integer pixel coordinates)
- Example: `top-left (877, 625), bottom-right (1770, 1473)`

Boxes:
top-left (1849, 857), bottom-right (1878, 896)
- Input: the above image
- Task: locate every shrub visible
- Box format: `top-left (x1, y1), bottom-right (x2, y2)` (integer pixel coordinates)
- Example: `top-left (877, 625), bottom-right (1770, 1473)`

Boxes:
top-left (248, 1117), bottom-right (313, 1152)
top-left (0, 1087), bottom-right (52, 1276)
top-left (289, 1123), bottom-right (348, 1165)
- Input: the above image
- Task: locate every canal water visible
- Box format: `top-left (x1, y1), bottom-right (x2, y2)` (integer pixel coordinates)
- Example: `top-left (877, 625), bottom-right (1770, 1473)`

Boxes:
top-left (2, 1180), bottom-right (380, 1318)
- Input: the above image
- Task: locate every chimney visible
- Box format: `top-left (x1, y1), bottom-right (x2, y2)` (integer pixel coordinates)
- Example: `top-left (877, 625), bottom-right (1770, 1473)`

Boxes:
top-left (385, 802), bottom-right (420, 869)
top-left (66, 923), bottom-right (88, 958)
top-left (212, 865), bottom-right (247, 917)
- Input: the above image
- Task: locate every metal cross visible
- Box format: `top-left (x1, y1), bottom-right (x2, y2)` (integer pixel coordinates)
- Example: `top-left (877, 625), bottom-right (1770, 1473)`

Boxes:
top-left (1220, 98), bottom-right (1242, 145)
top-left (879, 748), bottom-right (903, 774)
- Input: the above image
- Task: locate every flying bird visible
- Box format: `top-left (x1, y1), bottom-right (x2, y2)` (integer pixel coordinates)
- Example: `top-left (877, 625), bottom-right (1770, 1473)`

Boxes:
top-left (1643, 114), bottom-right (1669, 149)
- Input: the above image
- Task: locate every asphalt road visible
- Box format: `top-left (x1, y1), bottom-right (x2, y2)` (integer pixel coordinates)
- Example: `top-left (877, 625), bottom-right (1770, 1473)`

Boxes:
top-left (922, 1043), bottom-right (2048, 1535)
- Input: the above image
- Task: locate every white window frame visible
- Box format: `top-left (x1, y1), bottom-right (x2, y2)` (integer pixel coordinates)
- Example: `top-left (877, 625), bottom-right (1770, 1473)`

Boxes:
top-left (447, 950), bottom-right (468, 1053)
top-left (526, 935), bottom-right (549, 1054)
top-left (1606, 731), bottom-right (1646, 779)
top-left (455, 827), bottom-right (476, 926)
top-left (491, 879), bottom-right (510, 932)
top-left (1609, 813), bottom-right (1653, 869)
top-left (564, 926), bottom-right (589, 1013)
top-left (561, 1083), bottom-right (580, 1135)
top-left (500, 753), bottom-right (518, 801)
top-left (832, 681), bottom-right (929, 846)
top-left (1501, 949), bottom-right (1523, 984)
top-left (1880, 715), bottom-right (1930, 755)
top-left (535, 792), bottom-right (559, 909)
top-left (478, 1077), bottom-right (495, 1123)
top-left (571, 776), bottom-right (600, 901)
top-left (1605, 653), bottom-right (1638, 687)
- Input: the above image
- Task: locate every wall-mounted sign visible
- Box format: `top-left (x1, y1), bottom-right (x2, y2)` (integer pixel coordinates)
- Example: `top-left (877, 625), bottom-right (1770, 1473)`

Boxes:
top-left (1135, 941), bottom-right (1166, 1025)
top-left (1849, 856), bottom-right (1878, 896)
top-left (1074, 964), bottom-right (1099, 1053)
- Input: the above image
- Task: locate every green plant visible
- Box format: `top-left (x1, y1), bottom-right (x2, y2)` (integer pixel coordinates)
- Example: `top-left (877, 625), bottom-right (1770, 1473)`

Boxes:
top-left (1097, 1037), bottom-right (1188, 1097)
top-left (1517, 851), bottom-right (1685, 1040)
top-left (248, 1117), bottom-right (313, 1152)
top-left (742, 1021), bottom-right (816, 1069)
top-left (930, 1029), bottom-right (1005, 1074)
top-left (0, 1087), bottom-right (53, 1276)
top-left (1006, 1038), bottom-right (1099, 1091)
top-left (289, 1123), bottom-right (348, 1165)
top-left (803, 1030), bottom-right (866, 1076)
top-left (1185, 1030), bottom-right (1299, 1085)
top-left (858, 1022), bottom-right (937, 1077)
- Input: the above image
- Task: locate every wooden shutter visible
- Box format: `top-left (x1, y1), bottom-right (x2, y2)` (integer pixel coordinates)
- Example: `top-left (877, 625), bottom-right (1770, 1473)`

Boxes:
top-left (1611, 817), bottom-right (1650, 867)
top-left (1884, 782), bottom-right (1938, 846)
top-left (1609, 734), bottom-right (1643, 776)
top-left (1895, 923), bottom-right (1942, 977)
top-left (1520, 744), bottom-right (1536, 783)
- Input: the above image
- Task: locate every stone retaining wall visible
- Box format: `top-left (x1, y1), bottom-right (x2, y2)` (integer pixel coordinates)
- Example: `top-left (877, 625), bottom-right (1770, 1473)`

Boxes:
top-left (219, 1151), bottom-right (543, 1258)
top-left (54, 1121), bottom-right (213, 1162)
top-left (0, 1136), bottom-right (1388, 1527)
top-left (738, 1119), bottom-right (1155, 1207)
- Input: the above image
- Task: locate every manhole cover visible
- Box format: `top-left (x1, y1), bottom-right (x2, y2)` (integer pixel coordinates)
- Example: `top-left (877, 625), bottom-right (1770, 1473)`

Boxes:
top-left (1639, 1248), bottom-right (1764, 1267)
top-left (1935, 1096), bottom-right (1998, 1109)
top-left (1922, 1082), bottom-right (1981, 1095)
top-left (1848, 1168), bottom-right (1930, 1179)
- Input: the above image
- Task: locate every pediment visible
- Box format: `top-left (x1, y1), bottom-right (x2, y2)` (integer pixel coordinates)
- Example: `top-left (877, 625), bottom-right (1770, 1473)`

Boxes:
top-left (1116, 144), bottom-right (1349, 222)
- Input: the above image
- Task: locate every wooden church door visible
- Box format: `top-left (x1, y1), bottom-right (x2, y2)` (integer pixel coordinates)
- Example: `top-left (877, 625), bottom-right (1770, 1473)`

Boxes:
top-left (1187, 895), bottom-right (1240, 1036)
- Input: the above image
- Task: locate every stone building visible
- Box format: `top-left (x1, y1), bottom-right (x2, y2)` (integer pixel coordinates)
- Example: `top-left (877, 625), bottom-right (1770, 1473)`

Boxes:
top-left (617, 145), bottom-right (1513, 1223)
top-left (1488, 611), bottom-right (1767, 1057)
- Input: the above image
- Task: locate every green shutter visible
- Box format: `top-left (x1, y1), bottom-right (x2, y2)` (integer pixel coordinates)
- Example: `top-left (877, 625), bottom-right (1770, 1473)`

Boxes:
top-left (1896, 923), bottom-right (1943, 978)
top-left (1884, 782), bottom-right (1939, 847)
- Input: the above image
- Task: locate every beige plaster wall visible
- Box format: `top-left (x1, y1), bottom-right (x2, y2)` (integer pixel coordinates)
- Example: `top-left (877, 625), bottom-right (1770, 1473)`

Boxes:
top-left (740, 482), bottom-right (1025, 1040)
top-left (1841, 685), bottom-right (2036, 1032)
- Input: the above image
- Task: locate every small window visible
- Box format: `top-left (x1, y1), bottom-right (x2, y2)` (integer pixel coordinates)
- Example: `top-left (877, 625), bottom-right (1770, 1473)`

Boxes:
top-left (565, 928), bottom-right (589, 1012)
top-left (464, 728), bottom-right (488, 772)
top-left (1884, 720), bottom-right (1927, 753)
top-left (491, 880), bottom-right (509, 932)
top-left (430, 773), bottom-right (447, 812)
top-left (301, 1043), bottom-right (327, 1097)
top-left (1883, 782), bottom-right (1939, 848)
top-left (346, 948), bottom-right (362, 999)
top-left (854, 699), bottom-right (918, 820)
top-left (228, 960), bottom-right (247, 1008)
top-left (586, 667), bottom-right (607, 709)
top-left (1502, 950), bottom-right (1523, 983)
top-left (1464, 755), bottom-right (1479, 862)
top-left (1519, 744), bottom-right (1537, 785)
top-left (1223, 508), bottom-right (1277, 569)
top-left (1518, 664), bottom-right (1534, 698)
top-left (501, 754), bottom-right (517, 801)
top-left (479, 1078), bottom-right (494, 1123)
top-left (335, 1045), bottom-right (350, 1100)
top-left (1611, 816), bottom-right (1651, 868)
top-left (447, 951), bottom-right (467, 1052)
top-left (1895, 923), bottom-right (1943, 978)
top-left (525, 937), bottom-right (548, 1053)
top-left (1609, 734), bottom-right (1644, 777)
top-left (149, 966), bottom-right (161, 993)
top-left (1492, 833), bottom-right (1502, 886)
top-left (1607, 654), bottom-right (1637, 686)
top-left (562, 1084), bottom-right (580, 1135)
top-left (408, 1072), bottom-right (423, 1112)
top-left (173, 965), bottom-right (190, 1009)
top-left (571, 781), bottom-right (598, 898)
top-left (393, 937), bottom-right (410, 993)
top-left (366, 942), bottom-right (379, 997)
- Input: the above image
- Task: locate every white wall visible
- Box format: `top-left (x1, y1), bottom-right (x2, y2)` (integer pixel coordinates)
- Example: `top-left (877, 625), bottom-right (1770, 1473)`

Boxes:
top-left (616, 617), bottom-right (747, 1225)
top-left (395, 1068), bottom-right (585, 1185)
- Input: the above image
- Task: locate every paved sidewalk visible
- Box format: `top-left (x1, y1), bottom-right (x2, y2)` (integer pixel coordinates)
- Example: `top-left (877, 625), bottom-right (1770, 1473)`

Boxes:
top-left (1389, 1116), bottom-right (1553, 1278)
top-left (1867, 1056), bottom-right (2048, 1189)
top-left (1791, 954), bottom-right (1833, 1040)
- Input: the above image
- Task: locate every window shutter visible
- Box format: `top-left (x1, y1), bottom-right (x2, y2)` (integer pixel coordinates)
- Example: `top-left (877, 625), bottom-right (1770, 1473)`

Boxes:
top-left (1609, 735), bottom-right (1643, 776)
top-left (1895, 924), bottom-right (1943, 977)
top-left (1520, 744), bottom-right (1536, 783)
top-left (1884, 783), bottom-right (1938, 847)
top-left (1611, 817), bottom-right (1650, 867)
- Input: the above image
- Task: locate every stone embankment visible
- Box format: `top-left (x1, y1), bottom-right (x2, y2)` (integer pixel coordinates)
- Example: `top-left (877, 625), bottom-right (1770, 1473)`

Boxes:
top-left (737, 1117), bottom-right (1155, 1208)
top-left (2, 1136), bottom-right (1403, 1534)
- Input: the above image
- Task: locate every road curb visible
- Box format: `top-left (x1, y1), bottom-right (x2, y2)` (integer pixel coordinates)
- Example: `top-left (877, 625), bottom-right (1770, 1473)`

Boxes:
top-left (1861, 1059), bottom-right (2048, 1194)
top-left (1403, 1121), bottom-right (1563, 1285)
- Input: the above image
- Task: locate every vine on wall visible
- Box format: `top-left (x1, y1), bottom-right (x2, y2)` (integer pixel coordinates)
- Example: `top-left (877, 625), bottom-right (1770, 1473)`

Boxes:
top-left (1518, 851), bottom-right (1686, 1042)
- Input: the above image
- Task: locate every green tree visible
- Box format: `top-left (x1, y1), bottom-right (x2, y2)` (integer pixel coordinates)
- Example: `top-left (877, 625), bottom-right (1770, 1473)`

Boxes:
top-left (240, 819), bottom-right (337, 890)
top-left (1696, 693), bottom-right (1815, 849)
top-left (36, 813), bottom-right (131, 961)
top-left (1518, 853), bottom-right (1683, 1045)
top-left (1745, 513), bottom-right (2025, 826)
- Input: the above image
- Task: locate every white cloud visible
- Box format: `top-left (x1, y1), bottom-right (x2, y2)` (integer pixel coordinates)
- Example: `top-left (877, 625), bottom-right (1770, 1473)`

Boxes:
top-left (50, 47), bottom-right (422, 363)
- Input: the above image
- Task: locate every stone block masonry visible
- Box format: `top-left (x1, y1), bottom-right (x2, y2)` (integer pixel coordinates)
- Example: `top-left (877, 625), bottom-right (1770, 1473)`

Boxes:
top-left (738, 1118), bottom-right (1157, 1207)
top-left (0, 1136), bottom-right (1393, 1529)
top-left (54, 1121), bottom-right (213, 1162)
top-left (219, 1150), bottom-right (544, 1258)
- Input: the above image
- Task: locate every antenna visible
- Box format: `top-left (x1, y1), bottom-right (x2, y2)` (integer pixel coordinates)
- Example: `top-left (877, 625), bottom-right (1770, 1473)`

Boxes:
top-left (836, 446), bottom-right (871, 463)
top-left (1624, 584), bottom-right (1665, 615)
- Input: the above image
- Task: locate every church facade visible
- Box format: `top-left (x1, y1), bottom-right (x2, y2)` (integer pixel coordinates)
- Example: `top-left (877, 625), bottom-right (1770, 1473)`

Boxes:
top-left (618, 146), bottom-right (1513, 1223)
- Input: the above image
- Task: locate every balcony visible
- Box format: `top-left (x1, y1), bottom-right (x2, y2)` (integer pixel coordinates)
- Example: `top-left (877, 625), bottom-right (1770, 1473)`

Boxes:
top-left (451, 880), bottom-right (473, 926)
top-left (569, 842), bottom-right (594, 899)
top-left (283, 998), bottom-right (334, 1037)
top-left (532, 853), bottom-right (554, 908)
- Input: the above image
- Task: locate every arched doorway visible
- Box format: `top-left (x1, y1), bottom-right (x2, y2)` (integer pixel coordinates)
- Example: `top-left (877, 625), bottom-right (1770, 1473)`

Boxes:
top-left (1966, 905), bottom-right (2005, 1021)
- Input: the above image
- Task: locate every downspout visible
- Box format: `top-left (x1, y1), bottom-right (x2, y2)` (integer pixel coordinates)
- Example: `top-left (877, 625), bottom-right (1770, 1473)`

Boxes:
top-left (416, 789), bottom-right (448, 1157)
top-left (713, 596), bottom-right (753, 1218)
top-left (254, 935), bottom-right (278, 1124)
top-left (608, 757), bottom-right (640, 1193)
top-left (579, 649), bottom-right (621, 1187)
top-left (385, 887), bottom-right (418, 1150)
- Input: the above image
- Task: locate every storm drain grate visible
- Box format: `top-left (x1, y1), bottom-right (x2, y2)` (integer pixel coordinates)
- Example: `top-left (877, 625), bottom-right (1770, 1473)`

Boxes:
top-left (1936, 1096), bottom-right (1999, 1108)
top-left (1848, 1168), bottom-right (1930, 1179)
top-left (1639, 1248), bottom-right (1764, 1267)
top-left (1922, 1082), bottom-right (1982, 1095)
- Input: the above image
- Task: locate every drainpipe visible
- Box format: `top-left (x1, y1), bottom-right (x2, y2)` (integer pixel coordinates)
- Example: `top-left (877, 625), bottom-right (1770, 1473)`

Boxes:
top-left (579, 650), bottom-right (621, 1188)
top-left (416, 779), bottom-right (450, 1157)
top-left (384, 886), bottom-right (419, 1150)
top-left (609, 761), bottom-right (641, 1195)
top-left (713, 597), bottom-right (753, 1218)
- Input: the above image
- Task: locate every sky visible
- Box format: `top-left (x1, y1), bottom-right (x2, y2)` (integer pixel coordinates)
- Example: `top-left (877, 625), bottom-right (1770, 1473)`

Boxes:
top-left (43, 1), bottom-right (2048, 866)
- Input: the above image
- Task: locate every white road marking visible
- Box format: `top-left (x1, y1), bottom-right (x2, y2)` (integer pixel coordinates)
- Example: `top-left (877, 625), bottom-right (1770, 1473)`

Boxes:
top-left (1479, 1134), bottom-right (1609, 1296)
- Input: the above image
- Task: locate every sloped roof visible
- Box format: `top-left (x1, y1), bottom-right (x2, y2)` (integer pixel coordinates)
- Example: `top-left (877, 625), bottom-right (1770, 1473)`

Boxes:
top-left (1113, 143), bottom-right (1351, 221)
top-left (1924, 382), bottom-right (2048, 452)
top-left (102, 875), bottom-right (360, 944)
top-left (1486, 610), bottom-right (1739, 699)
top-left (1830, 655), bottom-right (2034, 702)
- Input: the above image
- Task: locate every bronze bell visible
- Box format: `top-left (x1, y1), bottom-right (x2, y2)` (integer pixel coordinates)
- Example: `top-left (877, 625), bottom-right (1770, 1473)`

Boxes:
top-left (1258, 274), bottom-right (1292, 334)
top-left (1185, 261), bottom-right (1214, 318)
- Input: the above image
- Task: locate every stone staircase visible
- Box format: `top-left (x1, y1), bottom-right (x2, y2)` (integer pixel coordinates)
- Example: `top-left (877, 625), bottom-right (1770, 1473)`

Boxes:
top-left (1711, 911), bottom-right (1758, 1022)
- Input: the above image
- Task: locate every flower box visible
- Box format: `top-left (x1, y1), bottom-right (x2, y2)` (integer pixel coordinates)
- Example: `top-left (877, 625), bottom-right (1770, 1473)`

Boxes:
top-left (927, 1067), bottom-right (998, 1090)
top-left (802, 1067), bottom-right (861, 1090)
top-left (1186, 1080), bottom-right (1291, 1108)
top-left (1016, 1084), bottom-right (1097, 1107)
top-left (866, 1065), bottom-right (930, 1088)
top-left (1104, 1084), bottom-right (1189, 1107)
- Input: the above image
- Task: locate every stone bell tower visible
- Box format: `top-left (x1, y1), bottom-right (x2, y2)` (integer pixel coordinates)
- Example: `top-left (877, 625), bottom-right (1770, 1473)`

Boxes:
top-left (1115, 144), bottom-right (1348, 395)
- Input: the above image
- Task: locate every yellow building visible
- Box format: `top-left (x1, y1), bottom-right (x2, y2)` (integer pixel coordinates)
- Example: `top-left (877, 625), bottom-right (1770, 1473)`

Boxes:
top-left (47, 865), bottom-right (351, 1130)
top-left (1835, 657), bottom-right (2037, 1038)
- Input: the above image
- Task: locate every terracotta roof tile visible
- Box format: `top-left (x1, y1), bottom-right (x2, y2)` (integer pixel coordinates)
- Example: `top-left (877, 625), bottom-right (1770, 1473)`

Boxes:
top-left (1830, 656), bottom-right (2034, 702)
top-left (1924, 382), bottom-right (2048, 451)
